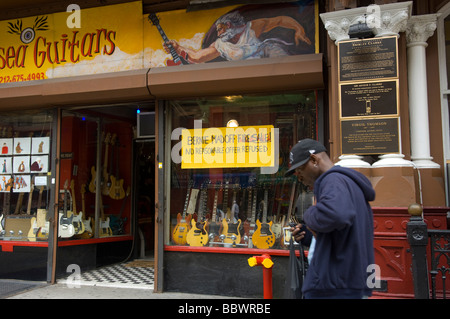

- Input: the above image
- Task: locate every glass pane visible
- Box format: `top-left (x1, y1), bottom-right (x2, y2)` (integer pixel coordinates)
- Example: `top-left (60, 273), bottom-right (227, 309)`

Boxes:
top-left (0, 110), bottom-right (54, 241)
top-left (168, 92), bottom-right (318, 250)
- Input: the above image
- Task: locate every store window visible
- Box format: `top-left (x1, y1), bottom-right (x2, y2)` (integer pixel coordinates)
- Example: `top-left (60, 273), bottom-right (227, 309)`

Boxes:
top-left (59, 107), bottom-right (135, 240)
top-left (0, 109), bottom-right (54, 241)
top-left (167, 92), bottom-right (319, 250)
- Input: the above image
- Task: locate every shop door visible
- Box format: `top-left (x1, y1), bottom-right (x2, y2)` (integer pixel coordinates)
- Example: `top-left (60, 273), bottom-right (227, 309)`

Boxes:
top-left (133, 139), bottom-right (155, 259)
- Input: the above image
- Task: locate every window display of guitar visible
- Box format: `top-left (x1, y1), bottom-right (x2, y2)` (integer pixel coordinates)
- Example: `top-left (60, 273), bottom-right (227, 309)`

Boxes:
top-left (172, 181), bottom-right (193, 245)
top-left (221, 181), bottom-right (242, 247)
top-left (58, 180), bottom-right (75, 238)
top-left (252, 185), bottom-right (275, 249)
top-left (186, 182), bottom-right (209, 247)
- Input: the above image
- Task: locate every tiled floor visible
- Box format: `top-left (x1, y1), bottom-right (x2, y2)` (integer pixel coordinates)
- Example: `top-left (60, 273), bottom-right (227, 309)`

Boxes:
top-left (58, 260), bottom-right (154, 290)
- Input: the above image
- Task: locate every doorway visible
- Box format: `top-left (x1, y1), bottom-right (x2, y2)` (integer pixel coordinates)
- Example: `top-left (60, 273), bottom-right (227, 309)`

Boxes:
top-left (133, 139), bottom-right (155, 259)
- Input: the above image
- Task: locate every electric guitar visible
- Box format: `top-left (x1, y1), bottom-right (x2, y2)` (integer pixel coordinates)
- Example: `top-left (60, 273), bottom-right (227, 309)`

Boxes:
top-left (252, 186), bottom-right (275, 249)
top-left (99, 195), bottom-right (112, 237)
top-left (148, 13), bottom-right (189, 66)
top-left (80, 183), bottom-right (93, 238)
top-left (186, 182), bottom-right (209, 247)
top-left (110, 186), bottom-right (130, 235)
top-left (69, 179), bottom-right (85, 235)
top-left (58, 180), bottom-right (75, 238)
top-left (109, 135), bottom-right (126, 200)
top-left (222, 183), bottom-right (242, 246)
top-left (101, 133), bottom-right (113, 196)
top-left (172, 181), bottom-right (193, 245)
top-left (208, 182), bottom-right (222, 246)
top-left (34, 186), bottom-right (50, 240)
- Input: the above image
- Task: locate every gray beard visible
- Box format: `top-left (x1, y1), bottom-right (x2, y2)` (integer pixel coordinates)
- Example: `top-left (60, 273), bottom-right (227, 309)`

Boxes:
top-left (219, 25), bottom-right (246, 42)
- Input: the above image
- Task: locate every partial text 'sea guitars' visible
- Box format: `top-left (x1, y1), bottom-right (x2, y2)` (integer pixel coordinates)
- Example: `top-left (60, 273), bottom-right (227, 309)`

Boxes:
top-left (172, 181), bottom-right (193, 245)
top-left (252, 186), bottom-right (275, 249)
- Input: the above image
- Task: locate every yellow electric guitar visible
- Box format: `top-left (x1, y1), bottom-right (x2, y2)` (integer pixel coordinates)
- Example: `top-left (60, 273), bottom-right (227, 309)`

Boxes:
top-left (252, 185), bottom-right (275, 249)
top-left (172, 181), bottom-right (193, 245)
top-left (186, 182), bottom-right (209, 247)
top-left (109, 135), bottom-right (126, 200)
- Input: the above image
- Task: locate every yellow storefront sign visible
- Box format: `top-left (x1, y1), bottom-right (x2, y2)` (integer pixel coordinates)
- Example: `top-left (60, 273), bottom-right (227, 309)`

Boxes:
top-left (181, 125), bottom-right (276, 169)
top-left (0, 1), bottom-right (143, 83)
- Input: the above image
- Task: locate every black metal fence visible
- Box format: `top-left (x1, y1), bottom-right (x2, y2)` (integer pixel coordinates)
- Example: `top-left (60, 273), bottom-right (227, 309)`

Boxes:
top-left (407, 204), bottom-right (450, 299)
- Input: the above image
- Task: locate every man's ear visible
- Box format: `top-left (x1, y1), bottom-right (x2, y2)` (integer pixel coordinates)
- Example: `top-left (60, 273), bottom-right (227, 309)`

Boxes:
top-left (310, 153), bottom-right (319, 166)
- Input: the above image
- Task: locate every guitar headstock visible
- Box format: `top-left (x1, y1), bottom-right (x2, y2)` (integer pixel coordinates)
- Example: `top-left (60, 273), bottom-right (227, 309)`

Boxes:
top-left (148, 13), bottom-right (160, 26)
top-left (63, 179), bottom-right (69, 191)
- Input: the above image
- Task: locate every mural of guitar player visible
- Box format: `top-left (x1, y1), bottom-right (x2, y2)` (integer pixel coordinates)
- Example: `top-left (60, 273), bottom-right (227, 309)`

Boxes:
top-left (151, 2), bottom-right (316, 65)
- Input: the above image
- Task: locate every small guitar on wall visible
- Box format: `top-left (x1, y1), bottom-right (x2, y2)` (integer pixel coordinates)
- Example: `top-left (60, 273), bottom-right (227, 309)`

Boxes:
top-left (252, 185), bottom-right (275, 249)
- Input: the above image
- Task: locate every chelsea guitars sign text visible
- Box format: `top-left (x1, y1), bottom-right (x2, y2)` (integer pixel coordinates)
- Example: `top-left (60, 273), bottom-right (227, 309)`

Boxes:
top-left (0, 29), bottom-right (117, 70)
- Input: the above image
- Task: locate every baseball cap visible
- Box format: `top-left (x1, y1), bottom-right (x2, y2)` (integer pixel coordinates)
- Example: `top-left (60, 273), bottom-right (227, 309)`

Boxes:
top-left (285, 139), bottom-right (327, 177)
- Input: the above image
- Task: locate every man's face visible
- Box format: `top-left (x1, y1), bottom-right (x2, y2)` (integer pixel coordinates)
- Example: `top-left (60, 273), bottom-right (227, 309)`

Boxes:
top-left (216, 22), bottom-right (237, 42)
top-left (294, 157), bottom-right (317, 189)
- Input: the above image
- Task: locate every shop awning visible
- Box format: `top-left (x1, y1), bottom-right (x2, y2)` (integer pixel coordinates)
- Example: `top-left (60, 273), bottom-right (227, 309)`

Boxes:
top-left (0, 54), bottom-right (323, 109)
top-left (147, 53), bottom-right (324, 98)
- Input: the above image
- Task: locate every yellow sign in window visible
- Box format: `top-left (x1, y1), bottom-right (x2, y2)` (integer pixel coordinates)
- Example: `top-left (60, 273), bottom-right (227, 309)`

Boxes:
top-left (181, 125), bottom-right (276, 169)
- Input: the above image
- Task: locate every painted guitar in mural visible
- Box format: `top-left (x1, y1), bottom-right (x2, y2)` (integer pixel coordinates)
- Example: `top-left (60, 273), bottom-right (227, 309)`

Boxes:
top-left (252, 185), bottom-right (275, 249)
top-left (172, 181), bottom-right (193, 245)
top-left (148, 13), bottom-right (189, 66)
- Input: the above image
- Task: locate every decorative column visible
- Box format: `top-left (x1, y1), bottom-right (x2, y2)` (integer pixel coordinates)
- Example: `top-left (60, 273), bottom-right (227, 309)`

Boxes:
top-left (406, 14), bottom-right (441, 168)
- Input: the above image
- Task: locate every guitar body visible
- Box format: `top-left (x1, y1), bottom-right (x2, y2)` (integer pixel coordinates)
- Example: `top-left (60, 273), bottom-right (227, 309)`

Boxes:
top-left (36, 222), bottom-right (50, 239)
top-left (99, 217), bottom-right (113, 237)
top-left (252, 220), bottom-right (275, 249)
top-left (208, 221), bottom-right (222, 243)
top-left (109, 175), bottom-right (125, 200)
top-left (71, 211), bottom-right (85, 235)
top-left (172, 213), bottom-right (191, 245)
top-left (186, 219), bottom-right (208, 247)
top-left (271, 222), bottom-right (283, 241)
top-left (58, 213), bottom-right (75, 238)
top-left (222, 218), bottom-right (242, 245)
top-left (0, 214), bottom-right (4, 232)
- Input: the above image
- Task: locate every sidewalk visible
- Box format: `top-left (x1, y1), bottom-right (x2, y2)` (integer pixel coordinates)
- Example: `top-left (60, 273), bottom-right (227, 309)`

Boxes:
top-left (6, 282), bottom-right (241, 299)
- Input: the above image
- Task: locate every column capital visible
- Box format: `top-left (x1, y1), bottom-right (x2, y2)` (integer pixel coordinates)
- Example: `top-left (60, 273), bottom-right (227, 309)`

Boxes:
top-left (320, 1), bottom-right (412, 44)
top-left (406, 14), bottom-right (441, 47)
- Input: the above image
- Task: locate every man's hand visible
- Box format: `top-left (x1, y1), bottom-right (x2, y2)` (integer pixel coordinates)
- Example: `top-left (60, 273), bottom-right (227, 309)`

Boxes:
top-left (290, 223), bottom-right (306, 243)
top-left (163, 39), bottom-right (180, 54)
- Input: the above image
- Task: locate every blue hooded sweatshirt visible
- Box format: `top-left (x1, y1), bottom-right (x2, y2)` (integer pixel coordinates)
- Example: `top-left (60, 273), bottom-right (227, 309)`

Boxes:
top-left (302, 165), bottom-right (375, 299)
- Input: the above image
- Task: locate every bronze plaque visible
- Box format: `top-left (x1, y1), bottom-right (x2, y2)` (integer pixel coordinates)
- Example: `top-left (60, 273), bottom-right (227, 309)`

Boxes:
top-left (338, 36), bottom-right (398, 82)
top-left (341, 118), bottom-right (399, 155)
top-left (340, 80), bottom-right (398, 118)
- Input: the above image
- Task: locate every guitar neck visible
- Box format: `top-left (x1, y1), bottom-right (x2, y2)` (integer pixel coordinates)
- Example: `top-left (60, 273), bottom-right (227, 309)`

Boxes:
top-left (211, 189), bottom-right (218, 221)
top-left (152, 18), bottom-right (182, 61)
top-left (263, 189), bottom-right (268, 223)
